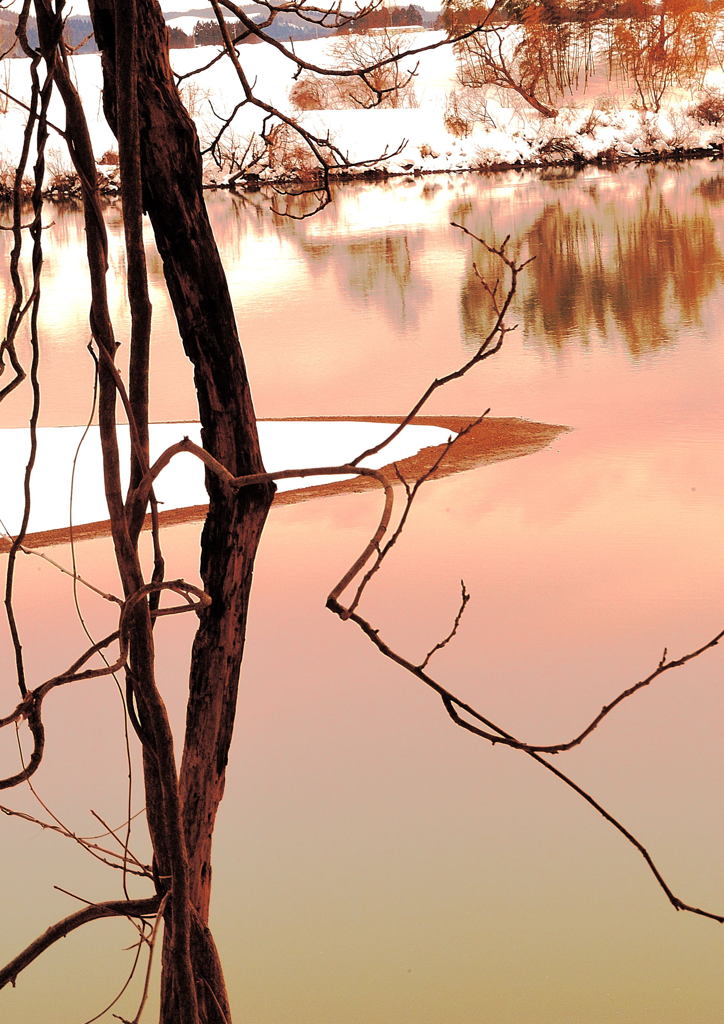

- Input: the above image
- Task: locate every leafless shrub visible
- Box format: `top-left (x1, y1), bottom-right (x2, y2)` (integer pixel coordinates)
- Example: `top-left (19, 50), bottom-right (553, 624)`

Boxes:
top-left (44, 147), bottom-right (87, 194)
top-left (209, 129), bottom-right (267, 184)
top-left (637, 111), bottom-right (666, 149)
top-left (180, 80), bottom-right (211, 117)
top-left (444, 87), bottom-right (496, 137)
top-left (537, 134), bottom-right (580, 160)
top-left (0, 158), bottom-right (32, 200)
top-left (265, 122), bottom-right (322, 182)
top-left (664, 109), bottom-right (696, 149)
top-left (577, 108), bottom-right (605, 137)
top-left (290, 30), bottom-right (417, 110)
top-left (597, 144), bottom-right (621, 164)
top-left (689, 87), bottom-right (724, 126)
top-left (46, 146), bottom-right (71, 178)
top-left (597, 90), bottom-right (625, 112)
top-left (46, 170), bottom-right (82, 196)
top-left (333, 30), bottom-right (418, 107)
top-left (444, 109), bottom-right (473, 137)
top-left (289, 73), bottom-right (329, 110)
top-left (97, 148), bottom-right (120, 165)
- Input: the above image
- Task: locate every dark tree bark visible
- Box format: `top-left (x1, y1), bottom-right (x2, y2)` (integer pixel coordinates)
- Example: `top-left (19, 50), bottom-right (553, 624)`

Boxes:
top-left (31, 6), bottom-right (201, 1019)
top-left (34, 1), bottom-right (275, 1020)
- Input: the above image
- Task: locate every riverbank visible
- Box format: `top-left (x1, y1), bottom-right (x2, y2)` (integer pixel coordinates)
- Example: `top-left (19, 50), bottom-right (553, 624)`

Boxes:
top-left (2, 32), bottom-right (724, 198)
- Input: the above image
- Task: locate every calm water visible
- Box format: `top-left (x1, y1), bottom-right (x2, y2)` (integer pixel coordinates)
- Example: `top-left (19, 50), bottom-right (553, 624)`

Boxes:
top-left (1, 162), bottom-right (724, 1023)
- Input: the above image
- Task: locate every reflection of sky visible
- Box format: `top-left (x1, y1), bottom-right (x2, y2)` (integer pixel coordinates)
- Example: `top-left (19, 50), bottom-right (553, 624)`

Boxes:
top-left (1, 414), bottom-right (722, 1022)
top-left (5, 163), bottom-right (724, 438)
top-left (2, 164), bottom-right (724, 1022)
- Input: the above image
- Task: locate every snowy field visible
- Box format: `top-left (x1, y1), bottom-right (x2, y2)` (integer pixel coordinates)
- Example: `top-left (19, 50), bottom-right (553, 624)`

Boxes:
top-left (2, 28), bottom-right (724, 181)
top-left (0, 420), bottom-right (454, 536)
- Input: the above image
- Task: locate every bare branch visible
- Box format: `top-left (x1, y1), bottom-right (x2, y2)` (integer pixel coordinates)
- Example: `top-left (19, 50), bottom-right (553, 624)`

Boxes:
top-left (218, 0), bottom-right (496, 85)
top-left (349, 230), bottom-right (523, 469)
top-left (0, 87), bottom-right (66, 139)
top-left (419, 581), bottom-right (470, 671)
top-left (0, 581), bottom-right (210, 789)
top-left (437, 627), bottom-right (724, 756)
top-left (80, 933), bottom-right (146, 1024)
top-left (332, 600), bottom-right (724, 925)
top-left (345, 414), bottom-right (489, 614)
top-left (117, 891), bottom-right (169, 1024)
top-left (0, 803), bottom-right (150, 877)
top-left (317, 231), bottom-right (724, 927)
top-left (0, 897), bottom-right (160, 990)
top-left (0, 530), bottom-right (122, 605)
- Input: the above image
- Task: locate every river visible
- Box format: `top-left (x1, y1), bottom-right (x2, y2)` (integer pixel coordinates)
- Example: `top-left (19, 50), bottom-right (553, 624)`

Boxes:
top-left (1, 160), bottom-right (723, 1023)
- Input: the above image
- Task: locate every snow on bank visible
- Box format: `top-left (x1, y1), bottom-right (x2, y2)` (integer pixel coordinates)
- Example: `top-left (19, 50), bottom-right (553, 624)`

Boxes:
top-left (2, 30), bottom-right (724, 186)
top-left (0, 420), bottom-right (454, 536)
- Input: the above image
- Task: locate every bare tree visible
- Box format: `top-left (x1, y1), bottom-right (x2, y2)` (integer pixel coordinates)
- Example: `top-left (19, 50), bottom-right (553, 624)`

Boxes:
top-left (443, 0), bottom-right (599, 118)
top-left (1, 2), bottom-right (723, 1023)
top-left (0, 1), bottom-right (501, 1019)
top-left (606, 0), bottom-right (716, 111)
top-left (290, 28), bottom-right (419, 110)
top-left (1, 1), bottom-right (272, 1020)
top-left (445, 0), bottom-right (720, 118)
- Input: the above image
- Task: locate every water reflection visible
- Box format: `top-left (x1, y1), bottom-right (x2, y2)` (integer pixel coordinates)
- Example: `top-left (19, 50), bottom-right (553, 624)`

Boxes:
top-left (695, 173), bottom-right (724, 204)
top-left (525, 196), bottom-right (722, 355)
top-left (456, 165), bottom-right (724, 356)
top-left (300, 233), bottom-right (430, 328)
top-left (220, 163), bottom-right (724, 365)
top-left (2, 162), bottom-right (724, 430)
top-left (2, 165), bottom-right (724, 1024)
top-left (231, 188), bottom-right (431, 329)
top-left (2, 423), bottom-right (723, 1024)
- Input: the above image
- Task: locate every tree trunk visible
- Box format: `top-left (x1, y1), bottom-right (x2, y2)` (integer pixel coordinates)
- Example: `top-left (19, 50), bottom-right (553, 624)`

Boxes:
top-left (32, 6), bottom-right (205, 1019)
top-left (88, 2), bottom-right (274, 1020)
top-left (512, 84), bottom-right (558, 117)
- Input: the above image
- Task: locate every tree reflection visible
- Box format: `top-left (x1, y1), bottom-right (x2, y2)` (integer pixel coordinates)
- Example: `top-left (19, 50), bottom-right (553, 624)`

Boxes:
top-left (695, 173), bottom-right (724, 205)
top-left (217, 185), bottom-right (432, 329)
top-left (299, 232), bottom-right (430, 329)
top-left (459, 171), bottom-right (724, 357)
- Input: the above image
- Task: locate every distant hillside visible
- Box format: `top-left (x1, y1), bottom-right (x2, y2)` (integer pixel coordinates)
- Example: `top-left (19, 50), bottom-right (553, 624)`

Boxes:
top-left (167, 4), bottom-right (438, 41)
top-left (2, 5), bottom-right (440, 57)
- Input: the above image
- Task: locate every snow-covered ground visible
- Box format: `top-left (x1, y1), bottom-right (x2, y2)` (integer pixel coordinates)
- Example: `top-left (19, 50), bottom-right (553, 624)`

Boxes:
top-left (2, 29), bottom-right (724, 184)
top-left (0, 420), bottom-right (454, 536)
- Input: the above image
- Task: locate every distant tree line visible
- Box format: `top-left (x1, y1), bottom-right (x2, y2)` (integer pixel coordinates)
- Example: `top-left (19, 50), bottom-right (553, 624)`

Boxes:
top-left (22, 15), bottom-right (96, 53)
top-left (192, 19), bottom-right (245, 46)
top-left (0, 16), bottom-right (17, 57)
top-left (169, 26), bottom-right (196, 49)
top-left (1, 12), bottom-right (340, 55)
top-left (443, 0), bottom-right (721, 27)
top-left (344, 4), bottom-right (426, 32)
top-left (171, 15), bottom-right (339, 47)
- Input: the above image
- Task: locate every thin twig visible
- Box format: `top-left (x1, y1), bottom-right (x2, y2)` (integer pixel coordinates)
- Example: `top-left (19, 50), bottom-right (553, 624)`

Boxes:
top-left (419, 581), bottom-right (470, 671)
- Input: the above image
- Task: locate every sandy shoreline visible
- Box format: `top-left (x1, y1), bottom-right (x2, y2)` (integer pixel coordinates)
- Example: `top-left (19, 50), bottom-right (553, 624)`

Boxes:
top-left (0, 415), bottom-right (568, 551)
